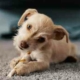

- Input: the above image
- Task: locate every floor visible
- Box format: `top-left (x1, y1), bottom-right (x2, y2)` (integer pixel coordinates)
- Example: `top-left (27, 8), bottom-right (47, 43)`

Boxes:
top-left (0, 40), bottom-right (80, 80)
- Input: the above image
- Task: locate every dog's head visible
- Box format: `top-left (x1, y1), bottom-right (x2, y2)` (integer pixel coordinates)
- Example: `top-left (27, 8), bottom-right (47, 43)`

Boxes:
top-left (14, 8), bottom-right (69, 52)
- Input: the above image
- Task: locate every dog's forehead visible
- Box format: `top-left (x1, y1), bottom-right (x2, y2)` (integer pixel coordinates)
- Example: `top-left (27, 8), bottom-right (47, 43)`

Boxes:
top-left (28, 13), bottom-right (54, 27)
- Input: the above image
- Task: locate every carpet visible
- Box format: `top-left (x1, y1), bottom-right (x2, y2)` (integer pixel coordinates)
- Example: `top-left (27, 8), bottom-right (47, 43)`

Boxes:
top-left (0, 40), bottom-right (80, 80)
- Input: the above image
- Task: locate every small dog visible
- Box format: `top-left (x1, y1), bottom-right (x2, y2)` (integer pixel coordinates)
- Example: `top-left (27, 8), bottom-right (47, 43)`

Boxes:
top-left (9, 8), bottom-right (78, 76)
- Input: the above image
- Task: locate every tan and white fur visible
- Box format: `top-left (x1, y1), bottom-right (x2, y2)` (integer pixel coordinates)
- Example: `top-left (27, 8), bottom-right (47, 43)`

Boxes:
top-left (8, 8), bottom-right (78, 77)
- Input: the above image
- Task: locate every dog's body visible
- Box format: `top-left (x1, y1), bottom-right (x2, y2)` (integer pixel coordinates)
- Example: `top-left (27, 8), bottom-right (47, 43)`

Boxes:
top-left (9, 8), bottom-right (77, 76)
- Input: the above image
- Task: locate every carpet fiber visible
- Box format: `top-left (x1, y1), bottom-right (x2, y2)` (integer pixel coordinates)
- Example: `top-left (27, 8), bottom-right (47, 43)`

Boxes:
top-left (0, 40), bottom-right (80, 80)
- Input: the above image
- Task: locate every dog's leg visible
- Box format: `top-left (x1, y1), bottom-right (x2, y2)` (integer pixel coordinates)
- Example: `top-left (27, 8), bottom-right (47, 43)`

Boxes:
top-left (15, 61), bottom-right (49, 75)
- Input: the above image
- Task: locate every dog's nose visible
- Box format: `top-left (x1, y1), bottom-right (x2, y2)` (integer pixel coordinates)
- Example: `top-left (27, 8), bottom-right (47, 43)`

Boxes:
top-left (20, 41), bottom-right (29, 49)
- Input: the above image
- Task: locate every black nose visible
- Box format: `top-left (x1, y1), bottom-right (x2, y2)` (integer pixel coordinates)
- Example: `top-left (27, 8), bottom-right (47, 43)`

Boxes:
top-left (20, 41), bottom-right (29, 49)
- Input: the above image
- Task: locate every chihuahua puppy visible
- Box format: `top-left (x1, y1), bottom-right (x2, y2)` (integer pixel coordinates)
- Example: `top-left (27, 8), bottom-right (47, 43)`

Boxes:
top-left (10, 8), bottom-right (77, 76)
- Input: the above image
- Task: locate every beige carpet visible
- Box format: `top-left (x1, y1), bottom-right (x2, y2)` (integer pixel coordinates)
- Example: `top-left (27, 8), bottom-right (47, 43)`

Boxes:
top-left (0, 40), bottom-right (80, 80)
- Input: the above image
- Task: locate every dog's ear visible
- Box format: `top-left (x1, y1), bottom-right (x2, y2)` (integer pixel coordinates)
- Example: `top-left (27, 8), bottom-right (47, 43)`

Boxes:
top-left (53, 26), bottom-right (69, 43)
top-left (18, 8), bottom-right (38, 26)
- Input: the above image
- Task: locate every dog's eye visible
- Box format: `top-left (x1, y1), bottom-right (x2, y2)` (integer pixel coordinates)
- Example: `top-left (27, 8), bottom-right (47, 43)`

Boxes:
top-left (27, 24), bottom-right (32, 30)
top-left (37, 37), bottom-right (45, 43)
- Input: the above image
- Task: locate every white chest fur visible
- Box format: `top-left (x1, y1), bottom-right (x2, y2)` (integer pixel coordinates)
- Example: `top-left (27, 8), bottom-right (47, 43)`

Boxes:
top-left (30, 50), bottom-right (43, 61)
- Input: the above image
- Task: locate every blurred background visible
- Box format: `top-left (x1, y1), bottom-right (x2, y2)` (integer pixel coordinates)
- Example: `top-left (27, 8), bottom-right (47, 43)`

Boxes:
top-left (0, 0), bottom-right (80, 41)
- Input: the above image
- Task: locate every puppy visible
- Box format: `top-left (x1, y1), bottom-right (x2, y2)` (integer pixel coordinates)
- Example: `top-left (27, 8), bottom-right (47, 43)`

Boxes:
top-left (10, 8), bottom-right (77, 75)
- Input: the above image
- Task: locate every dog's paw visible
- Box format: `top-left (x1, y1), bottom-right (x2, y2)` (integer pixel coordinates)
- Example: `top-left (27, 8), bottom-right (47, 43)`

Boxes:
top-left (15, 63), bottom-right (29, 75)
top-left (15, 66), bottom-right (26, 75)
top-left (10, 57), bottom-right (20, 69)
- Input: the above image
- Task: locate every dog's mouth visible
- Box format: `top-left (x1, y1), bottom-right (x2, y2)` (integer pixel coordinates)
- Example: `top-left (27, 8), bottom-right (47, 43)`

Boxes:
top-left (19, 45), bottom-right (29, 50)
top-left (19, 46), bottom-right (24, 50)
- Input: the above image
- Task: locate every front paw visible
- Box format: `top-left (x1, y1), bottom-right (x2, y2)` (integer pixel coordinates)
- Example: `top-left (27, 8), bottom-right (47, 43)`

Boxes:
top-left (15, 63), bottom-right (29, 75)
top-left (10, 57), bottom-right (20, 69)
